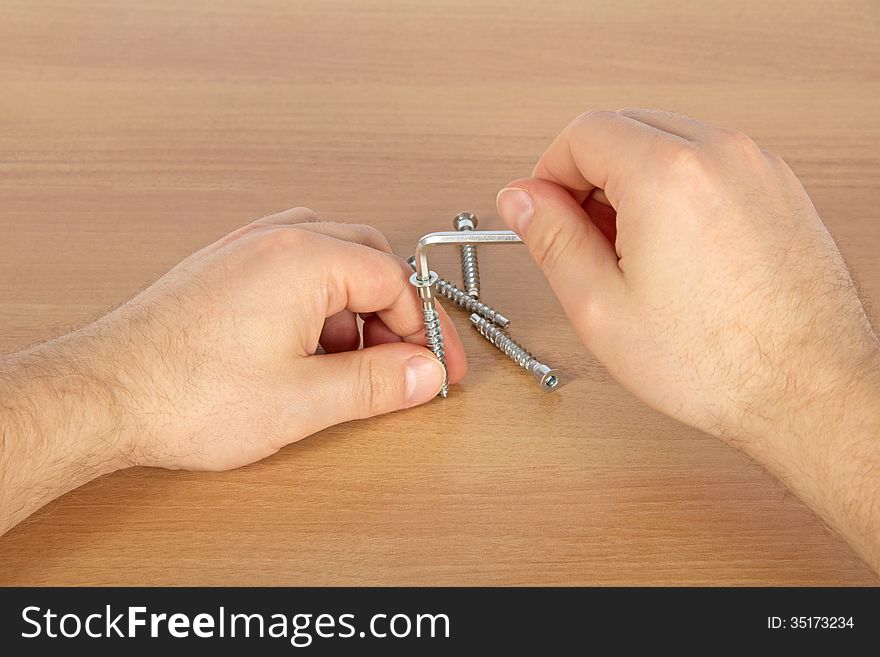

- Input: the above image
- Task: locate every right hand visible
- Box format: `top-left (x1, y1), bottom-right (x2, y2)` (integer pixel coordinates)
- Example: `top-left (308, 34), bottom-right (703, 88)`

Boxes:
top-left (496, 109), bottom-right (880, 570)
top-left (497, 108), bottom-right (878, 446)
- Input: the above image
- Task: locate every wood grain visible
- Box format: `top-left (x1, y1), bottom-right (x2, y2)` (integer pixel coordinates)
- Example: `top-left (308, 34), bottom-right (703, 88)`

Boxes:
top-left (0, 0), bottom-right (878, 585)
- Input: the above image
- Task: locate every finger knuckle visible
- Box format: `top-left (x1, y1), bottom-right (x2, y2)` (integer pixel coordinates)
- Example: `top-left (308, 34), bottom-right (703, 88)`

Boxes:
top-left (532, 223), bottom-right (579, 274)
top-left (761, 147), bottom-right (790, 172)
top-left (291, 206), bottom-right (318, 221)
top-left (257, 226), bottom-right (311, 255)
top-left (354, 357), bottom-right (393, 417)
top-left (572, 109), bottom-right (616, 130)
top-left (616, 106), bottom-right (642, 116)
top-left (761, 148), bottom-right (782, 165)
top-left (715, 127), bottom-right (763, 160)
top-left (658, 142), bottom-right (710, 183)
top-left (354, 224), bottom-right (391, 249)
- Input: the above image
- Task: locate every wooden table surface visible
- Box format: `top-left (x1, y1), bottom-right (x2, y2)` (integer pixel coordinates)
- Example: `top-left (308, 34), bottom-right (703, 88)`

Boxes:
top-left (1, 0), bottom-right (878, 585)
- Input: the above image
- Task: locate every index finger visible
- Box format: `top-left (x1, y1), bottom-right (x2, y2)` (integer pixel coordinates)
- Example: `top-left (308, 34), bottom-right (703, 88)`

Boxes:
top-left (532, 110), bottom-right (689, 208)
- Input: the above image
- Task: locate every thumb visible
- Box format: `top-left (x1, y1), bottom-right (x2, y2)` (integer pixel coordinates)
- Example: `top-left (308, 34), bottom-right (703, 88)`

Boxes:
top-left (496, 178), bottom-right (623, 325)
top-left (300, 342), bottom-right (446, 430)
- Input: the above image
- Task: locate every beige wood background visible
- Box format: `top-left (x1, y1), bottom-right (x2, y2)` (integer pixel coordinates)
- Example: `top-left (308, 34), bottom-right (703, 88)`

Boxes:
top-left (0, 0), bottom-right (878, 585)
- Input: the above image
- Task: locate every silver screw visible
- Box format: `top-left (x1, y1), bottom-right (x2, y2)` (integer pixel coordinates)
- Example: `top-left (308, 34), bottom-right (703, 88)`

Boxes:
top-left (409, 270), bottom-right (448, 397)
top-left (407, 257), bottom-right (510, 328)
top-left (453, 212), bottom-right (480, 298)
top-left (469, 314), bottom-right (560, 391)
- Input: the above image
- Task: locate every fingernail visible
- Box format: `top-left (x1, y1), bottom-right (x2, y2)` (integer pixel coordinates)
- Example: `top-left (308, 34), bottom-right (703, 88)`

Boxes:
top-left (496, 187), bottom-right (535, 237)
top-left (405, 355), bottom-right (445, 405)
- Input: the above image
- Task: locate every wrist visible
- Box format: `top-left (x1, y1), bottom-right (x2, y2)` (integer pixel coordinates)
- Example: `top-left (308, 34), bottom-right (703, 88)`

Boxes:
top-left (747, 343), bottom-right (880, 466)
top-left (0, 332), bottom-right (136, 498)
top-left (743, 343), bottom-right (880, 570)
top-left (50, 327), bottom-right (144, 474)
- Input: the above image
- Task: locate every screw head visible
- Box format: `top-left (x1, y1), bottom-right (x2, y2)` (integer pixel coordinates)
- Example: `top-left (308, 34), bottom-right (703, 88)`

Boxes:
top-left (409, 269), bottom-right (439, 289)
top-left (532, 364), bottom-right (561, 391)
top-left (453, 212), bottom-right (477, 231)
top-left (541, 370), bottom-right (561, 391)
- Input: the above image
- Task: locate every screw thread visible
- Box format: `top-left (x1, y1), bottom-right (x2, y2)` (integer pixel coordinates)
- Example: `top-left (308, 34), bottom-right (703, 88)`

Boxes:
top-left (460, 243), bottom-right (480, 298)
top-left (423, 305), bottom-right (449, 397)
top-left (435, 277), bottom-right (510, 328)
top-left (470, 314), bottom-right (536, 371)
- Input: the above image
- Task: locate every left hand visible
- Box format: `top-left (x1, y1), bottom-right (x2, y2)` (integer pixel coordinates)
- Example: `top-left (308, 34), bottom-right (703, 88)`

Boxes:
top-left (68, 207), bottom-right (466, 470)
top-left (1, 208), bottom-right (466, 534)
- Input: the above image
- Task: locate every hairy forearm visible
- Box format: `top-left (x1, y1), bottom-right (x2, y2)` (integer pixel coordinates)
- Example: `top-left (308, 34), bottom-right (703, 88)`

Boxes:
top-left (0, 332), bottom-right (131, 535)
top-left (746, 350), bottom-right (880, 574)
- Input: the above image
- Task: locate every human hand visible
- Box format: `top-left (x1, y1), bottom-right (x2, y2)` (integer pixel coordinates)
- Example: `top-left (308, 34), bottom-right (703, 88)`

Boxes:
top-left (496, 109), bottom-right (880, 569)
top-left (75, 208), bottom-right (465, 471)
top-left (1, 208), bottom-right (467, 533)
top-left (497, 109), bottom-right (878, 446)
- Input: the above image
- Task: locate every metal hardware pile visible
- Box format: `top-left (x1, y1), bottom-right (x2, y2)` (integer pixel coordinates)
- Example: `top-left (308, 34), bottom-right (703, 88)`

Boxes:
top-left (409, 213), bottom-right (560, 397)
